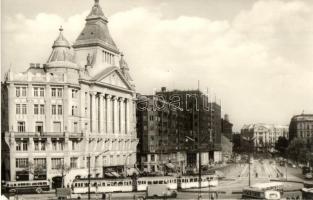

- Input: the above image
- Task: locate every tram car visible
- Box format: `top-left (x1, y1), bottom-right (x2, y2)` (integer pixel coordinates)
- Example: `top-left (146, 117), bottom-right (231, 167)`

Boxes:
top-left (73, 178), bottom-right (133, 194)
top-left (137, 176), bottom-right (177, 191)
top-left (178, 175), bottom-right (218, 189)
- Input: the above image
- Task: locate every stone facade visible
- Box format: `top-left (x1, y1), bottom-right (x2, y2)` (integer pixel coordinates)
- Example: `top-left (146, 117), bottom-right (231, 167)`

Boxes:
top-left (241, 124), bottom-right (288, 152)
top-left (1, 0), bottom-right (137, 186)
top-left (289, 114), bottom-right (313, 143)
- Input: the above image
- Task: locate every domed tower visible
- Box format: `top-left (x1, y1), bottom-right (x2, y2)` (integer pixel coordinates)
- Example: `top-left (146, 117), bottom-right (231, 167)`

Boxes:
top-left (45, 27), bottom-right (79, 83)
top-left (73, 0), bottom-right (120, 77)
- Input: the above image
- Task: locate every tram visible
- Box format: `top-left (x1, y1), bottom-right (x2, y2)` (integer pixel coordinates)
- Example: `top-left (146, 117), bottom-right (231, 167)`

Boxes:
top-left (301, 187), bottom-right (313, 200)
top-left (72, 174), bottom-right (218, 194)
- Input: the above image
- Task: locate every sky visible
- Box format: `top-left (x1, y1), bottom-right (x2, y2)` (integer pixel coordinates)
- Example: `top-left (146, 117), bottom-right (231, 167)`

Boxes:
top-left (2, 0), bottom-right (313, 131)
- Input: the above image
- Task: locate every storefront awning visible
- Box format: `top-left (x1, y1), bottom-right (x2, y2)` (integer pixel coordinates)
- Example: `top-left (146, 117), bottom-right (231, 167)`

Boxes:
top-left (165, 163), bottom-right (175, 169)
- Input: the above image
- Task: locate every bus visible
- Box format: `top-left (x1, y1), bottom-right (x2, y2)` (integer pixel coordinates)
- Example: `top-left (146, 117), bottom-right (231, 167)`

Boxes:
top-left (242, 188), bottom-right (281, 200)
top-left (301, 187), bottom-right (313, 200)
top-left (4, 180), bottom-right (50, 194)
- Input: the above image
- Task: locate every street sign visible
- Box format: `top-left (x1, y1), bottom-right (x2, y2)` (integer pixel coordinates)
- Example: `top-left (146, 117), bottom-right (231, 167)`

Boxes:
top-left (56, 188), bottom-right (71, 198)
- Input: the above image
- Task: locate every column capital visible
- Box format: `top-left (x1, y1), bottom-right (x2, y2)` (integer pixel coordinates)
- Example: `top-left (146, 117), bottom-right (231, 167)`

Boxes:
top-left (105, 94), bottom-right (111, 99)
top-left (99, 93), bottom-right (105, 97)
top-left (90, 91), bottom-right (97, 96)
top-left (118, 97), bottom-right (124, 102)
top-left (124, 98), bottom-right (130, 103)
top-left (112, 96), bottom-right (118, 100)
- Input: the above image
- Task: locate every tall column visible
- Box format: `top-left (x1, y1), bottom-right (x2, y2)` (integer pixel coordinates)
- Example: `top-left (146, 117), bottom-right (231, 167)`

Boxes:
top-left (113, 96), bottom-right (118, 134)
top-left (120, 98), bottom-right (125, 134)
top-left (91, 92), bottom-right (97, 133)
top-left (125, 99), bottom-right (129, 134)
top-left (105, 94), bottom-right (111, 134)
top-left (99, 94), bottom-right (104, 133)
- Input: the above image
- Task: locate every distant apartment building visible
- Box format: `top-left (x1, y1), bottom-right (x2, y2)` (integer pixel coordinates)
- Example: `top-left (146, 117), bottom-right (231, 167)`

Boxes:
top-left (241, 124), bottom-right (288, 152)
top-left (1, 0), bottom-right (137, 186)
top-left (221, 114), bottom-right (233, 140)
top-left (289, 114), bottom-right (313, 143)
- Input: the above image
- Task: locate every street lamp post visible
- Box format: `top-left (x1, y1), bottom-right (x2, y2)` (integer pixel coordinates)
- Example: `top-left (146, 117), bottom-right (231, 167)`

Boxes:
top-left (243, 136), bottom-right (255, 187)
top-left (87, 150), bottom-right (109, 200)
top-left (124, 152), bottom-right (136, 177)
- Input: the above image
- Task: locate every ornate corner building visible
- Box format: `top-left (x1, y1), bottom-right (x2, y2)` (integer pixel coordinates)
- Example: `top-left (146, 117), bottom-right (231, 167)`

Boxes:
top-left (1, 0), bottom-right (138, 185)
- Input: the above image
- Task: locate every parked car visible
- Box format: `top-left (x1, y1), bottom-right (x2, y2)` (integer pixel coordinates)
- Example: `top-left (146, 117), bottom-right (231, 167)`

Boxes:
top-left (146, 185), bottom-right (177, 199)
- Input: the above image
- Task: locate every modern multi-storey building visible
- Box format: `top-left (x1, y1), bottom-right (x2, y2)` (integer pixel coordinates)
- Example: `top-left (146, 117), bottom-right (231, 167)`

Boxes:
top-left (1, 0), bottom-right (137, 187)
top-left (136, 88), bottom-right (222, 174)
top-left (289, 114), bottom-right (313, 143)
top-left (241, 124), bottom-right (288, 152)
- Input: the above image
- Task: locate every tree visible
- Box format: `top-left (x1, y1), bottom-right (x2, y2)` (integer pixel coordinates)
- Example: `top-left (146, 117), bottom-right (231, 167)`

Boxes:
top-left (274, 136), bottom-right (289, 157)
top-left (55, 163), bottom-right (71, 188)
top-left (287, 138), bottom-right (308, 164)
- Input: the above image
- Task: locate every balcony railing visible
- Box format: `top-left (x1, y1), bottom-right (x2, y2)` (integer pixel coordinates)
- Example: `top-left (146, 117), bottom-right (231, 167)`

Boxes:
top-left (8, 131), bottom-right (85, 139)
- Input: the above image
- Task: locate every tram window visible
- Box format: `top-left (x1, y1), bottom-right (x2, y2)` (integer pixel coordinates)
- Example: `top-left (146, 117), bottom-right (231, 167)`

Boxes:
top-left (84, 183), bottom-right (88, 187)
top-left (102, 182), bottom-right (105, 186)
top-left (158, 180), bottom-right (163, 184)
top-left (113, 182), bottom-right (117, 186)
top-left (153, 181), bottom-right (158, 184)
top-left (107, 183), bottom-right (111, 186)
top-left (118, 182), bottom-right (123, 186)
top-left (174, 180), bottom-right (176, 183)
top-left (148, 181), bottom-right (152, 185)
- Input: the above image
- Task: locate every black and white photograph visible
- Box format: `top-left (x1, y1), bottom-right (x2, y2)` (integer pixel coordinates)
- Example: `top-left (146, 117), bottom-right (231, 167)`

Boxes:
top-left (1, 0), bottom-right (313, 199)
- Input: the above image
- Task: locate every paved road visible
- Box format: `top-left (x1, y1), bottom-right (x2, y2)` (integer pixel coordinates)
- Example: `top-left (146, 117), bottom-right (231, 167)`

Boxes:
top-left (9, 159), bottom-right (306, 199)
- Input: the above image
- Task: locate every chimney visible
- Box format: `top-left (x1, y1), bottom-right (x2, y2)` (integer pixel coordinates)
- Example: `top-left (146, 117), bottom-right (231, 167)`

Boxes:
top-left (161, 87), bottom-right (166, 92)
top-left (224, 114), bottom-right (229, 122)
top-left (30, 63), bottom-right (35, 68)
top-left (36, 63), bottom-right (40, 68)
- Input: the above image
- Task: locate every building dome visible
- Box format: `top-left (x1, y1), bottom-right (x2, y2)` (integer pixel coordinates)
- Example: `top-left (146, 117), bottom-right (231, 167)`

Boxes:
top-left (46, 27), bottom-right (78, 69)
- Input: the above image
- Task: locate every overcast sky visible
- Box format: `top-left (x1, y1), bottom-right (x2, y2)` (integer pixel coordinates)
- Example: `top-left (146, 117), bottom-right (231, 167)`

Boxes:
top-left (2, 0), bottom-right (313, 131)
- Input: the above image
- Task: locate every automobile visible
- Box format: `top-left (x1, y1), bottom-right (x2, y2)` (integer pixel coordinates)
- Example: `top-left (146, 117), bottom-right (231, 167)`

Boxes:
top-left (304, 173), bottom-right (313, 180)
top-left (146, 185), bottom-right (177, 199)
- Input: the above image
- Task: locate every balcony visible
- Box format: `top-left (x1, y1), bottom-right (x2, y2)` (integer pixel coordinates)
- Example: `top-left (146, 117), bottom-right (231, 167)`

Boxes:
top-left (8, 132), bottom-right (66, 138)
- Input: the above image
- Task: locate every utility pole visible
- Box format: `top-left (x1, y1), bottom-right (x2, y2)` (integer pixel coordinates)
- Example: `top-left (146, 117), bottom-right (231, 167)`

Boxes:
top-left (87, 150), bottom-right (109, 200)
top-left (197, 81), bottom-right (202, 199)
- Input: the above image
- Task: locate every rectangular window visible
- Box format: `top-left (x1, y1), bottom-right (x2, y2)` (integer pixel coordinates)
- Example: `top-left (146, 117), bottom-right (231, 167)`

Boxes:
top-left (53, 122), bottom-right (61, 132)
top-left (39, 88), bottom-right (44, 97)
top-left (16, 104), bottom-right (21, 114)
top-left (17, 122), bottom-right (25, 132)
top-left (72, 140), bottom-right (78, 150)
top-left (22, 87), bottom-right (27, 97)
top-left (70, 157), bottom-right (78, 168)
top-left (16, 87), bottom-right (21, 97)
top-left (34, 87), bottom-right (39, 97)
top-left (72, 89), bottom-right (78, 98)
top-left (73, 122), bottom-right (78, 133)
top-left (58, 105), bottom-right (62, 115)
top-left (16, 158), bottom-right (28, 168)
top-left (40, 105), bottom-right (45, 114)
top-left (34, 140), bottom-right (39, 151)
top-left (22, 141), bottom-right (28, 151)
top-left (52, 105), bottom-right (57, 115)
top-left (34, 104), bottom-right (39, 115)
top-left (40, 141), bottom-right (46, 151)
top-left (51, 88), bottom-right (56, 97)
top-left (57, 88), bottom-right (63, 97)
top-left (35, 122), bottom-right (43, 133)
top-left (16, 141), bottom-right (22, 151)
top-left (51, 158), bottom-right (64, 170)
top-left (22, 104), bottom-right (27, 114)
top-left (34, 158), bottom-right (46, 169)
top-left (59, 141), bottom-right (64, 150)
top-left (52, 140), bottom-right (57, 151)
